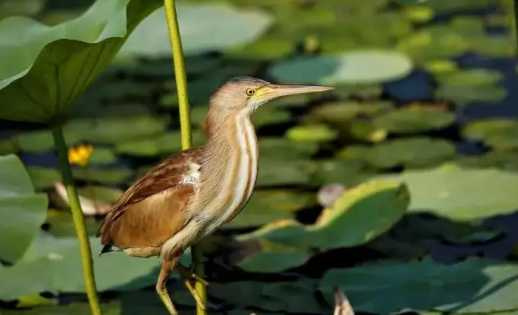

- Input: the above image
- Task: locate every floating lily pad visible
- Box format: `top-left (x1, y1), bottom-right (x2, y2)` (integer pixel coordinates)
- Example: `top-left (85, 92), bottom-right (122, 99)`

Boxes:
top-left (237, 180), bottom-right (409, 271)
top-left (371, 107), bottom-right (455, 134)
top-left (311, 159), bottom-right (373, 186)
top-left (0, 0), bottom-right (45, 19)
top-left (27, 166), bottom-right (61, 190)
top-left (120, 3), bottom-right (272, 58)
top-left (463, 119), bottom-right (518, 150)
top-left (73, 167), bottom-right (133, 185)
top-left (435, 69), bottom-right (506, 106)
top-left (308, 101), bottom-right (394, 126)
top-left (338, 138), bottom-right (456, 169)
top-left (116, 132), bottom-right (182, 157)
top-left (456, 151), bottom-right (518, 171)
top-left (209, 279), bottom-right (325, 314)
top-left (269, 50), bottom-right (413, 85)
top-left (0, 155), bottom-right (47, 264)
top-left (226, 190), bottom-right (315, 229)
top-left (320, 258), bottom-right (518, 314)
top-left (286, 124), bottom-right (338, 143)
top-left (15, 130), bottom-right (54, 153)
top-left (390, 166), bottom-right (518, 220)
top-left (0, 233), bottom-right (160, 300)
top-left (259, 137), bottom-right (319, 160)
top-left (257, 158), bottom-right (315, 187)
top-left (65, 115), bottom-right (170, 145)
top-left (252, 108), bottom-right (292, 128)
top-left (0, 0), bottom-right (161, 123)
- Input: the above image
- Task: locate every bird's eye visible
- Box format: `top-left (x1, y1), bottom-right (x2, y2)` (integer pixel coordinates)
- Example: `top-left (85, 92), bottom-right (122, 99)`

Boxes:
top-left (245, 88), bottom-right (255, 96)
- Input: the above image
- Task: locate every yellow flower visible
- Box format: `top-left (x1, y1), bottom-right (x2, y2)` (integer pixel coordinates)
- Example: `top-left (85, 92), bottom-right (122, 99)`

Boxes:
top-left (68, 144), bottom-right (94, 167)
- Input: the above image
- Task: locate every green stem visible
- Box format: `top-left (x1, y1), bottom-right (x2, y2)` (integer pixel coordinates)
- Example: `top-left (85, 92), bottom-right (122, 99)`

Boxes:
top-left (52, 126), bottom-right (102, 315)
top-left (163, 1), bottom-right (207, 314)
top-left (513, 0), bottom-right (518, 57)
top-left (164, 0), bottom-right (192, 149)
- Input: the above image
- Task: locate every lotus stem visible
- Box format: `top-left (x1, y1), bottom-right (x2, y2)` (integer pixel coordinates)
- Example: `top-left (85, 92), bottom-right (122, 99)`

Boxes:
top-left (51, 125), bottom-right (101, 315)
top-left (514, 0), bottom-right (518, 56)
top-left (163, 1), bottom-right (208, 314)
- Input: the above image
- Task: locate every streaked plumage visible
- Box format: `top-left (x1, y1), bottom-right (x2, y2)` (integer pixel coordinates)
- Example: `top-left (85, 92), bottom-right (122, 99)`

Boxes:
top-left (99, 77), bottom-right (332, 314)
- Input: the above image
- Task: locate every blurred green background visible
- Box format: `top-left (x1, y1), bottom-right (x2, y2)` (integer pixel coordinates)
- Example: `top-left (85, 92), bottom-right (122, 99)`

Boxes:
top-left (1, 0), bottom-right (518, 314)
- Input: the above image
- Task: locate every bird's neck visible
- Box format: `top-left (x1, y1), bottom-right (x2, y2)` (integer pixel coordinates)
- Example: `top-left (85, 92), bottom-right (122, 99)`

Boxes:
top-left (191, 109), bottom-right (258, 232)
top-left (202, 109), bottom-right (258, 172)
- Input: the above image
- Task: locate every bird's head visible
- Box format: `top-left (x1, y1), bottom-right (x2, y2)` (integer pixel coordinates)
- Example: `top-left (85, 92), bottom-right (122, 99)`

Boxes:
top-left (210, 76), bottom-right (333, 114)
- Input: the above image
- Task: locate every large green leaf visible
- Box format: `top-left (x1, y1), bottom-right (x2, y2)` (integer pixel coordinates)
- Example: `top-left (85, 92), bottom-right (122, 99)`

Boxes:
top-left (0, 0), bottom-right (161, 123)
top-left (320, 258), bottom-right (518, 314)
top-left (463, 119), bottom-right (518, 151)
top-left (391, 166), bottom-right (518, 220)
top-left (269, 50), bottom-right (413, 85)
top-left (0, 155), bottom-right (47, 264)
top-left (338, 138), bottom-right (456, 169)
top-left (237, 180), bottom-right (409, 272)
top-left (119, 3), bottom-right (272, 57)
top-left (0, 233), bottom-right (160, 300)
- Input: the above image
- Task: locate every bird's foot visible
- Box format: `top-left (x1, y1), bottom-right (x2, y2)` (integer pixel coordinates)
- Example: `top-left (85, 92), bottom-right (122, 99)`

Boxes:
top-left (176, 263), bottom-right (218, 310)
top-left (176, 263), bottom-right (209, 286)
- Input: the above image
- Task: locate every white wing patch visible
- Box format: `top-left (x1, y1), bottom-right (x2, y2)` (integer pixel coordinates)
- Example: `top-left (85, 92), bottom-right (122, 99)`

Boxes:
top-left (181, 162), bottom-right (201, 185)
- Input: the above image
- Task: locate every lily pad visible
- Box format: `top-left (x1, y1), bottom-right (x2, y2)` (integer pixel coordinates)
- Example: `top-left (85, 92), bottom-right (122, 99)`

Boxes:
top-left (320, 258), bottom-right (518, 314)
top-left (435, 69), bottom-right (506, 106)
top-left (308, 101), bottom-right (394, 126)
top-left (463, 119), bottom-right (518, 150)
top-left (226, 190), bottom-right (315, 229)
top-left (338, 138), bottom-right (456, 169)
top-left (0, 155), bottom-right (48, 264)
top-left (269, 50), bottom-right (413, 85)
top-left (120, 3), bottom-right (272, 57)
top-left (0, 0), bottom-right (161, 123)
top-left (257, 158), bottom-right (315, 187)
top-left (286, 124), bottom-right (338, 143)
top-left (371, 107), bottom-right (455, 134)
top-left (390, 166), bottom-right (518, 220)
top-left (237, 180), bottom-right (409, 271)
top-left (73, 167), bottom-right (133, 185)
top-left (0, 233), bottom-right (160, 300)
top-left (259, 137), bottom-right (319, 160)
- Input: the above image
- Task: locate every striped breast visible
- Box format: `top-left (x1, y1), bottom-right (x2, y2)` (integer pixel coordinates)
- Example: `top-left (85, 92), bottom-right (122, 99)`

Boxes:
top-left (197, 111), bottom-right (258, 237)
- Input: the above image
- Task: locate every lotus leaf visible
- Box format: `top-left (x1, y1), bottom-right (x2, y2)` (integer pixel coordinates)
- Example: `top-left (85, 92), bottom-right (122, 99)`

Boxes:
top-left (286, 124), bottom-right (338, 143)
top-left (226, 190), bottom-right (315, 229)
top-left (0, 233), bottom-right (161, 300)
top-left (308, 101), bottom-right (393, 126)
top-left (463, 119), bottom-right (518, 150)
top-left (120, 4), bottom-right (272, 57)
top-left (391, 166), bottom-right (518, 220)
top-left (0, 155), bottom-right (48, 264)
top-left (372, 107), bottom-right (455, 134)
top-left (0, 0), bottom-right (161, 123)
top-left (338, 138), bottom-right (456, 169)
top-left (320, 258), bottom-right (518, 314)
top-left (237, 180), bottom-right (409, 271)
top-left (269, 50), bottom-right (413, 85)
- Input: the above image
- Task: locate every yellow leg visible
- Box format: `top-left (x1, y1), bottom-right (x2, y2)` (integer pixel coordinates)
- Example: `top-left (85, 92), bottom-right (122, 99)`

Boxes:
top-left (156, 257), bottom-right (179, 315)
top-left (176, 263), bottom-right (211, 310)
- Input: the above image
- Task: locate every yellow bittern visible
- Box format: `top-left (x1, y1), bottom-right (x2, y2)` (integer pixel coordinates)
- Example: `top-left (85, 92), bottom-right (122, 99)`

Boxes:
top-left (99, 77), bottom-right (332, 314)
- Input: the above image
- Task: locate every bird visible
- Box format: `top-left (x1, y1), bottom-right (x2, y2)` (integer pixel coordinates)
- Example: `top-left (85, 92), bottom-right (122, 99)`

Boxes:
top-left (99, 77), bottom-right (332, 314)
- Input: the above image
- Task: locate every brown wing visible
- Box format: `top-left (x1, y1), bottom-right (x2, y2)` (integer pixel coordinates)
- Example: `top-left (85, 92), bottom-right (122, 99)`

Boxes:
top-left (100, 149), bottom-right (202, 249)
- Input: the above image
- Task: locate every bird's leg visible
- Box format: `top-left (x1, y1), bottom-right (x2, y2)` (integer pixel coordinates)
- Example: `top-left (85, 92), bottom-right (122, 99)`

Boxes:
top-left (176, 263), bottom-right (208, 285)
top-left (156, 257), bottom-right (179, 315)
top-left (176, 263), bottom-right (210, 310)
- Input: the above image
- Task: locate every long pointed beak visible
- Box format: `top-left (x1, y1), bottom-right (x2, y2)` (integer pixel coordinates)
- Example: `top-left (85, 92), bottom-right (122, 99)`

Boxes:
top-left (253, 83), bottom-right (333, 104)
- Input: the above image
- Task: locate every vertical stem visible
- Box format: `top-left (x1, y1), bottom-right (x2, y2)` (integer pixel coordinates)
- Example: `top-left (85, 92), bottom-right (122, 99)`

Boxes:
top-left (51, 126), bottom-right (101, 315)
top-left (513, 0), bottom-right (518, 57)
top-left (164, 0), bottom-right (191, 149)
top-left (163, 1), bottom-right (207, 314)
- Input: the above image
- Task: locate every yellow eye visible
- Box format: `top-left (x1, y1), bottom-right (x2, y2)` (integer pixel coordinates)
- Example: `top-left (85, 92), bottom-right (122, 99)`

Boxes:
top-left (246, 88), bottom-right (255, 96)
